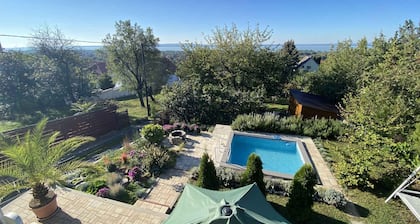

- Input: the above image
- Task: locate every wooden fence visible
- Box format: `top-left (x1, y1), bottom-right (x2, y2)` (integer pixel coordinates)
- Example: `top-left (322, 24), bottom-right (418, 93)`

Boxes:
top-left (0, 105), bottom-right (129, 168)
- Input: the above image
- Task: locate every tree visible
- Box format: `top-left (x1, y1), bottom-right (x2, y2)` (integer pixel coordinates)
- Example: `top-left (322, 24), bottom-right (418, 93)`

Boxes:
top-left (103, 20), bottom-right (163, 110)
top-left (178, 24), bottom-right (285, 96)
top-left (197, 153), bottom-right (219, 190)
top-left (0, 118), bottom-right (94, 210)
top-left (32, 26), bottom-right (92, 105)
top-left (280, 40), bottom-right (299, 81)
top-left (97, 73), bottom-right (114, 90)
top-left (286, 164), bottom-right (317, 222)
top-left (0, 51), bottom-right (37, 119)
top-left (241, 153), bottom-right (266, 195)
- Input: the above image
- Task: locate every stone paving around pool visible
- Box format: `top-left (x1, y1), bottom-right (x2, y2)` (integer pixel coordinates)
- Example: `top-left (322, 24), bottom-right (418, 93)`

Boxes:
top-left (1, 124), bottom-right (340, 223)
top-left (211, 125), bottom-right (341, 191)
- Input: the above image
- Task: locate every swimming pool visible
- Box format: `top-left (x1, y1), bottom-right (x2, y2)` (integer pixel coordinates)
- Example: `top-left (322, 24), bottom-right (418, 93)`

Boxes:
top-left (224, 132), bottom-right (311, 178)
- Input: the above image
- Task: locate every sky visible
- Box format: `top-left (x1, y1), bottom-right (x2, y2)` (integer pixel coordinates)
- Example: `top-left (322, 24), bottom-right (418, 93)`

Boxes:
top-left (0, 0), bottom-right (419, 48)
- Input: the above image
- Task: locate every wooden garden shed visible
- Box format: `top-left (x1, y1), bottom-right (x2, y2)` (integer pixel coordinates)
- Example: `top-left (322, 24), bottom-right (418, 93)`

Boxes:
top-left (288, 89), bottom-right (339, 119)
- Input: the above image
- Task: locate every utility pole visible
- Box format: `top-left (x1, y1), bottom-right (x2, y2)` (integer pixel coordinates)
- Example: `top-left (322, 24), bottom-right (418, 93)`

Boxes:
top-left (141, 43), bottom-right (151, 117)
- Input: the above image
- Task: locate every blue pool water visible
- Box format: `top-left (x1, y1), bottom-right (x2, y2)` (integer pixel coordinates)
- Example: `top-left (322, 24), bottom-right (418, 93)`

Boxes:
top-left (228, 134), bottom-right (304, 176)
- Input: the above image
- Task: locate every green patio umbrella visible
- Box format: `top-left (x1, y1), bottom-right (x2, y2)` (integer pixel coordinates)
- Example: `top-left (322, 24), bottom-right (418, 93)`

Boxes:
top-left (164, 183), bottom-right (290, 224)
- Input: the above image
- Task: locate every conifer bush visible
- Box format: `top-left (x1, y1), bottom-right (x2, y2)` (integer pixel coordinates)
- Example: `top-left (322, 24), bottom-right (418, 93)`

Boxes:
top-left (241, 153), bottom-right (266, 195)
top-left (286, 164), bottom-right (317, 222)
top-left (197, 153), bottom-right (219, 190)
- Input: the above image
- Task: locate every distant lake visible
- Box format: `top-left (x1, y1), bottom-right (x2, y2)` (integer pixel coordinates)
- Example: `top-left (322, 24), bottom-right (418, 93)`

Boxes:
top-left (6, 43), bottom-right (360, 52)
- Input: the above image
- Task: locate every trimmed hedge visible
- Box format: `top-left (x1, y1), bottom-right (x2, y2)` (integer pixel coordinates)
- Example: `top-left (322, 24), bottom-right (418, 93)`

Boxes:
top-left (232, 112), bottom-right (345, 139)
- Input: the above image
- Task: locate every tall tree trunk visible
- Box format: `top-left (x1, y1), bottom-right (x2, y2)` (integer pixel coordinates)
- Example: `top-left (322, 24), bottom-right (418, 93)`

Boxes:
top-left (148, 86), bottom-right (155, 102)
top-left (137, 90), bottom-right (145, 107)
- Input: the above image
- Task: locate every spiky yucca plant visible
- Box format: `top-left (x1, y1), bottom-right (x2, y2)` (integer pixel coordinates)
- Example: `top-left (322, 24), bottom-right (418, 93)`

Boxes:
top-left (0, 118), bottom-right (94, 208)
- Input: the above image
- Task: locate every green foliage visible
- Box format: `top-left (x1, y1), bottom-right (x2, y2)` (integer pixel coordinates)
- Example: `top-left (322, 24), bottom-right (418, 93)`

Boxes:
top-left (286, 164), bottom-right (317, 222)
top-left (321, 189), bottom-right (347, 209)
top-left (231, 113), bottom-right (345, 140)
top-left (216, 167), bottom-right (242, 188)
top-left (86, 180), bottom-right (107, 194)
top-left (241, 153), bottom-right (266, 195)
top-left (160, 81), bottom-right (265, 124)
top-left (97, 73), bottom-right (114, 90)
top-left (103, 20), bottom-right (167, 108)
top-left (197, 153), bottom-right (219, 190)
top-left (0, 118), bottom-right (94, 201)
top-left (71, 101), bottom-right (98, 114)
top-left (141, 144), bottom-right (171, 176)
top-left (109, 183), bottom-right (135, 204)
top-left (141, 124), bottom-right (164, 144)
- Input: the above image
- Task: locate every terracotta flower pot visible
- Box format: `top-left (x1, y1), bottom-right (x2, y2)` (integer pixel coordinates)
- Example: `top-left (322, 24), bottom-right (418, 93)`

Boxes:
top-left (30, 193), bottom-right (58, 220)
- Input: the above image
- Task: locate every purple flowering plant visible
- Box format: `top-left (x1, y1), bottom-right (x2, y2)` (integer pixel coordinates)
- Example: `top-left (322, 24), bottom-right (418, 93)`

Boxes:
top-left (96, 187), bottom-right (110, 198)
top-left (128, 166), bottom-right (142, 181)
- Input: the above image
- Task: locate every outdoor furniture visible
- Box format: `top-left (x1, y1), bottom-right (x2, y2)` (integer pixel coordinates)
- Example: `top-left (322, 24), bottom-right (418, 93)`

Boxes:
top-left (169, 130), bottom-right (186, 145)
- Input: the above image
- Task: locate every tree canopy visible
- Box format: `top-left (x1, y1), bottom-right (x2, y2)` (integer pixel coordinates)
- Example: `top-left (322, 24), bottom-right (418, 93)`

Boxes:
top-left (103, 20), bottom-right (168, 109)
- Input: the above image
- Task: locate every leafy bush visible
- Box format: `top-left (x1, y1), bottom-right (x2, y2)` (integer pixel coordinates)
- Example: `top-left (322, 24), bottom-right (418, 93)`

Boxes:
top-left (241, 153), bottom-right (266, 195)
top-left (106, 172), bottom-right (122, 185)
top-left (128, 166), bottom-right (142, 182)
top-left (141, 145), bottom-right (171, 176)
top-left (286, 164), bottom-right (317, 222)
top-left (216, 167), bottom-right (242, 188)
top-left (197, 153), bottom-right (219, 190)
top-left (141, 124), bottom-right (165, 144)
top-left (109, 184), bottom-right (133, 204)
top-left (322, 189), bottom-right (347, 208)
top-left (86, 180), bottom-right (107, 195)
top-left (106, 163), bottom-right (117, 172)
top-left (265, 178), bottom-right (292, 196)
top-left (231, 113), bottom-right (345, 140)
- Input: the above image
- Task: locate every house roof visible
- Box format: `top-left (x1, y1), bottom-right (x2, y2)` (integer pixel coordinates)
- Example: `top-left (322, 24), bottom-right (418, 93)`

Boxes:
top-left (297, 56), bottom-right (313, 67)
top-left (89, 62), bottom-right (107, 75)
top-left (290, 89), bottom-right (339, 113)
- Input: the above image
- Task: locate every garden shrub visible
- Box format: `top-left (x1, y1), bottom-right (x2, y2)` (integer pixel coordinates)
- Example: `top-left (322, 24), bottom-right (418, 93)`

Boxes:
top-left (106, 172), bottom-right (123, 185)
top-left (197, 153), bottom-right (219, 190)
top-left (128, 166), bottom-right (142, 182)
top-left (241, 153), bottom-right (266, 195)
top-left (265, 178), bottom-right (292, 196)
top-left (109, 184), bottom-right (133, 203)
top-left (106, 163), bottom-right (117, 172)
top-left (86, 180), bottom-right (107, 195)
top-left (141, 145), bottom-right (171, 176)
top-left (322, 189), bottom-right (347, 208)
top-left (231, 113), bottom-right (345, 140)
top-left (286, 164), bottom-right (317, 222)
top-left (141, 124), bottom-right (165, 144)
top-left (96, 187), bottom-right (110, 198)
top-left (216, 167), bottom-right (242, 188)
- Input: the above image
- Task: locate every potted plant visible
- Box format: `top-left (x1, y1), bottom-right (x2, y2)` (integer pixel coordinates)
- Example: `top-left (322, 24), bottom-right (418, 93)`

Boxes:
top-left (0, 118), bottom-right (94, 220)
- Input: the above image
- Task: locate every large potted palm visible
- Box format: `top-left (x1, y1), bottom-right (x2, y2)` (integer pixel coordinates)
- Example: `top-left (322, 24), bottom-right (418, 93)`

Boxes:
top-left (0, 118), bottom-right (94, 220)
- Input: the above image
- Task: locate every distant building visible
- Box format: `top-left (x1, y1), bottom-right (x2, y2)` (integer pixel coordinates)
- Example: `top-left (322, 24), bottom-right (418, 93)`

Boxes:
top-left (297, 56), bottom-right (319, 72)
top-left (288, 89), bottom-right (339, 119)
top-left (89, 62), bottom-right (107, 75)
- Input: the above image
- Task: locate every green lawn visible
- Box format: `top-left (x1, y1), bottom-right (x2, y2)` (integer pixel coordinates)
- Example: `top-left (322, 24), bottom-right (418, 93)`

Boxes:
top-left (0, 121), bottom-right (22, 132)
top-left (114, 96), bottom-right (162, 124)
top-left (264, 103), bottom-right (289, 112)
top-left (267, 194), bottom-right (350, 224)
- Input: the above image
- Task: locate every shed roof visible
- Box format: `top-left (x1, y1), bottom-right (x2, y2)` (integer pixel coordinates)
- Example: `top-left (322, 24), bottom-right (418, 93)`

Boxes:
top-left (290, 89), bottom-right (339, 113)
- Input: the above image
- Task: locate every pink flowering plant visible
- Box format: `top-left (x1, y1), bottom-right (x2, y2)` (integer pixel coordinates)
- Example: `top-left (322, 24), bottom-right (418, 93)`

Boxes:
top-left (96, 187), bottom-right (110, 198)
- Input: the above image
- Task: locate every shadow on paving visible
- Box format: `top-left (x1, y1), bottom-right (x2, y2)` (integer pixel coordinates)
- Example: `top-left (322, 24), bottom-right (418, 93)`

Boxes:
top-left (40, 208), bottom-right (81, 224)
top-left (270, 202), bottom-right (347, 224)
top-left (173, 153), bottom-right (201, 171)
